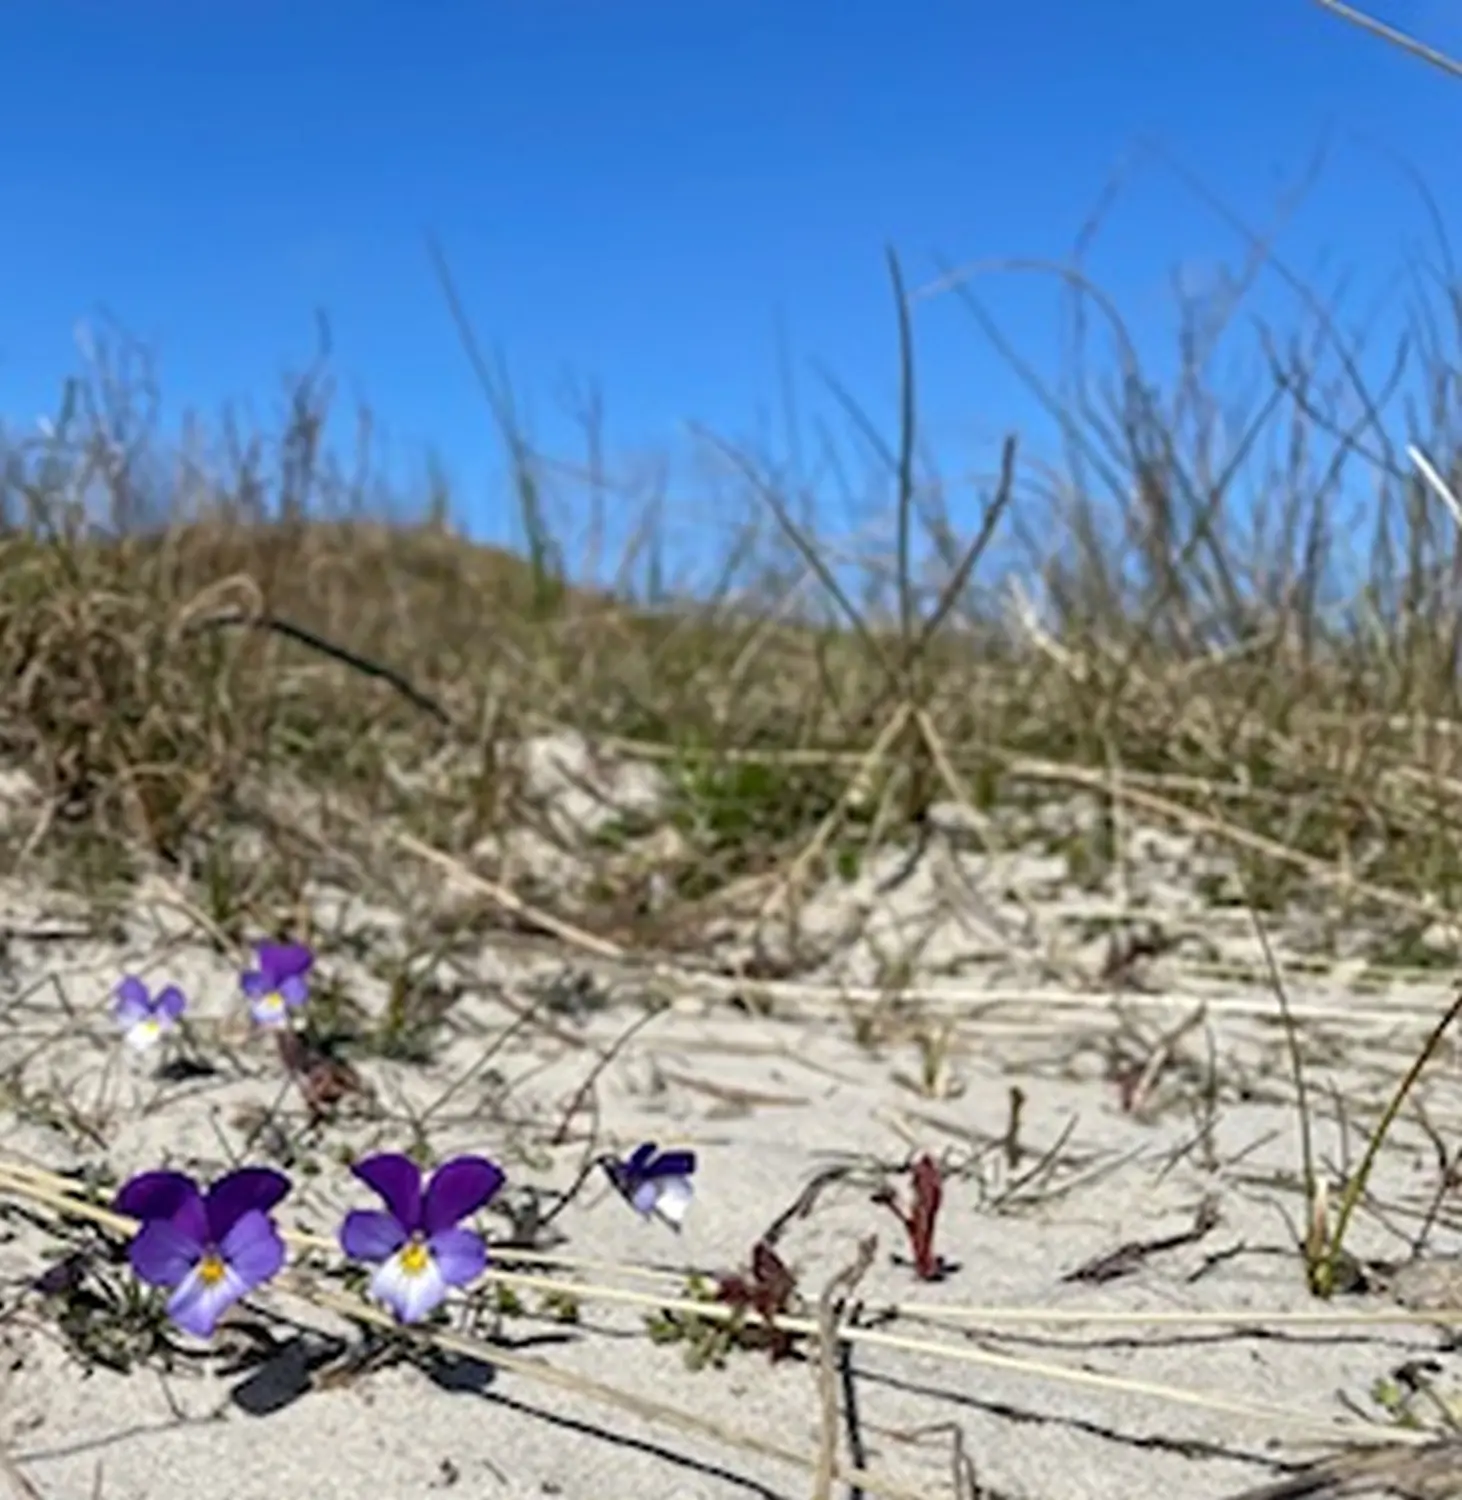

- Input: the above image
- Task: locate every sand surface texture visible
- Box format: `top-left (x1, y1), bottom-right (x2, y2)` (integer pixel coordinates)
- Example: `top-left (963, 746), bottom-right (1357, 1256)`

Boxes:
top-left (3, 741), bottom-right (1462, 1500)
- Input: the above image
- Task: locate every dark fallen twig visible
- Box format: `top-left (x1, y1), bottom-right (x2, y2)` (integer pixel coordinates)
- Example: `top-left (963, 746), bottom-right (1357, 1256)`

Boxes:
top-left (1062, 1194), bottom-right (1221, 1284)
top-left (189, 607), bottom-right (458, 730)
top-left (761, 1162), bottom-right (859, 1248)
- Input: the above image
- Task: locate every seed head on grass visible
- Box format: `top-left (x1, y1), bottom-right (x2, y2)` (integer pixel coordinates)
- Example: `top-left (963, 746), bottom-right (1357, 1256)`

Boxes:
top-left (111, 975), bottom-right (186, 1051)
top-left (242, 941), bottom-right (314, 1029)
top-left (339, 1152), bottom-right (505, 1324)
top-left (602, 1142), bottom-right (697, 1230)
top-left (114, 1167), bottom-right (291, 1338)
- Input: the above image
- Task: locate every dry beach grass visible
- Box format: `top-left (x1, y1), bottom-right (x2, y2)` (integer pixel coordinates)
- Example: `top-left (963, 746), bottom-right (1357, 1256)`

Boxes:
top-left (11, 9), bottom-right (1462, 1496)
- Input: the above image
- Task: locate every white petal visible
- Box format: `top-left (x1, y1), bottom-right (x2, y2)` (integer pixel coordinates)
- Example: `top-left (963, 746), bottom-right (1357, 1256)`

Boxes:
top-left (650, 1176), bottom-right (694, 1230)
top-left (371, 1248), bottom-right (448, 1323)
top-left (169, 1261), bottom-right (246, 1338)
top-left (124, 1018), bottom-right (163, 1052)
top-left (251, 994), bottom-right (287, 1027)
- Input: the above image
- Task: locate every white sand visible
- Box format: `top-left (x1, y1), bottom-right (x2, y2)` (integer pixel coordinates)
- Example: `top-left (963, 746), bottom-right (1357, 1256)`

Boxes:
top-left (2, 774), bottom-right (1460, 1499)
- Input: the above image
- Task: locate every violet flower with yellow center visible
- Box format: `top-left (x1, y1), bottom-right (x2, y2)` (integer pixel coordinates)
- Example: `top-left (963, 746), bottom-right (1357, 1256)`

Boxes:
top-left (111, 975), bottom-right (186, 1052)
top-left (241, 941), bottom-right (313, 1029)
top-left (114, 1167), bottom-right (290, 1338)
top-left (338, 1152), bottom-right (504, 1324)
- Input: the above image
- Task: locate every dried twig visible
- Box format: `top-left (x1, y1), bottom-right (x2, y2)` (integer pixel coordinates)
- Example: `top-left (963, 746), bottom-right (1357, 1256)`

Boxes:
top-left (811, 1236), bottom-right (878, 1500)
top-left (1311, 0), bottom-right (1462, 81)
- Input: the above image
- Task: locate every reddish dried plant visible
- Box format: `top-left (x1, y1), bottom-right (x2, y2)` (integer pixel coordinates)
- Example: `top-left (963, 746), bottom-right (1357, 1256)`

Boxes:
top-left (715, 1239), bottom-right (799, 1360)
top-left (873, 1153), bottom-right (946, 1281)
top-left (276, 1029), bottom-right (365, 1118)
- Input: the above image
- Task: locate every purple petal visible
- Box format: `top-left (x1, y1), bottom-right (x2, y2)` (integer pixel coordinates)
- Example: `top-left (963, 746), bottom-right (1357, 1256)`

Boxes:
top-left (240, 970), bottom-right (271, 999)
top-left (350, 1154), bottom-right (422, 1231)
top-left (218, 1209), bottom-right (285, 1291)
top-left (339, 1209), bottom-right (408, 1263)
top-left (625, 1142), bottom-right (657, 1176)
top-left (112, 976), bottom-right (151, 1026)
top-left (115, 1171), bottom-right (201, 1226)
top-left (421, 1157), bottom-right (504, 1235)
top-left (257, 942), bottom-right (313, 986)
top-left (276, 974), bottom-right (310, 1008)
top-left (168, 1261), bottom-right (244, 1338)
top-left (114, 974), bottom-right (150, 1005)
top-left (204, 1168), bottom-right (291, 1242)
top-left (154, 986), bottom-right (187, 1023)
top-left (130, 1217), bottom-right (203, 1289)
top-left (647, 1149), bottom-right (696, 1179)
top-left (427, 1226), bottom-right (487, 1288)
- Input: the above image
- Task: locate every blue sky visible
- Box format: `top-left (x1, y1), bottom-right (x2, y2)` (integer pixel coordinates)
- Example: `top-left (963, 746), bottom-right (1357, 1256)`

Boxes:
top-left (2, 1), bottom-right (1461, 585)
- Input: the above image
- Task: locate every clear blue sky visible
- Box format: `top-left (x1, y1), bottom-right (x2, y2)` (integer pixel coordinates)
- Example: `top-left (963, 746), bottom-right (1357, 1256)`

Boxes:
top-left (2, 1), bottom-right (1460, 583)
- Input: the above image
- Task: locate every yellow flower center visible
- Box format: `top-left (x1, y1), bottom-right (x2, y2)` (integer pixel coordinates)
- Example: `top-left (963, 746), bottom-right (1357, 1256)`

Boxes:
top-left (399, 1237), bottom-right (431, 1277)
top-left (197, 1253), bottom-right (227, 1287)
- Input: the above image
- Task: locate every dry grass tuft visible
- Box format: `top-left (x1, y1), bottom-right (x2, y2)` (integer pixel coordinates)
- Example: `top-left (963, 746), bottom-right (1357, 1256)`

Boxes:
top-left (12, 211), bottom-right (1462, 973)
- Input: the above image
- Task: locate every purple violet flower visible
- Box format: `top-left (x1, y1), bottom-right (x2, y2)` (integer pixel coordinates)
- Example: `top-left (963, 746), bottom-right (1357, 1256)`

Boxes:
top-left (241, 941), bottom-right (313, 1028)
top-left (338, 1152), bottom-right (504, 1324)
top-left (603, 1142), bottom-right (697, 1230)
top-left (114, 1167), bottom-right (291, 1338)
top-left (111, 976), bottom-right (186, 1051)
